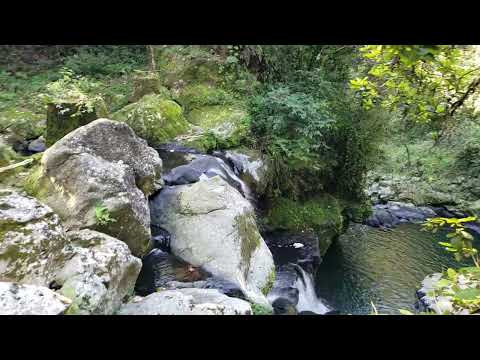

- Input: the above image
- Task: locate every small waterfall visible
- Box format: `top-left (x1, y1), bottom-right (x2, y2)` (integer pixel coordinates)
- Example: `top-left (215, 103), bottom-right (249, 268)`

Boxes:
top-left (293, 264), bottom-right (330, 314)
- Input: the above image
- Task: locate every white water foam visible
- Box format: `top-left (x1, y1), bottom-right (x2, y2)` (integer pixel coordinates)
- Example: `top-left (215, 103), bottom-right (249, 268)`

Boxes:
top-left (294, 265), bottom-right (330, 314)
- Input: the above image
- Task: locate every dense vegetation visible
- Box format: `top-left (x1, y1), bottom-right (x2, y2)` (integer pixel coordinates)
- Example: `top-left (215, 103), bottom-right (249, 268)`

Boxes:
top-left (2, 45), bottom-right (480, 315)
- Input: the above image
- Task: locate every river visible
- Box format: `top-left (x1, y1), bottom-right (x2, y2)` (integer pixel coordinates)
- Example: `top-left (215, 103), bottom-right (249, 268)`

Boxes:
top-left (314, 223), bottom-right (477, 315)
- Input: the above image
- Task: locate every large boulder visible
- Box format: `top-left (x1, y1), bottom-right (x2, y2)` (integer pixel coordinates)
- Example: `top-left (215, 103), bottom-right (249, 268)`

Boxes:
top-left (0, 282), bottom-right (72, 315)
top-left (29, 119), bottom-right (163, 257)
top-left (118, 288), bottom-right (252, 315)
top-left (0, 189), bottom-right (70, 286)
top-left (55, 230), bottom-right (142, 315)
top-left (112, 94), bottom-right (191, 146)
top-left (150, 176), bottom-right (275, 306)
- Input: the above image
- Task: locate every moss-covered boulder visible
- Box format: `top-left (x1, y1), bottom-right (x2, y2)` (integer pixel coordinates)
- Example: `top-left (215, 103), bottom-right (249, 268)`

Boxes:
top-left (175, 83), bottom-right (234, 112)
top-left (112, 94), bottom-right (191, 145)
top-left (28, 119), bottom-right (163, 258)
top-left (150, 175), bottom-right (275, 307)
top-left (156, 46), bottom-right (223, 88)
top-left (266, 195), bottom-right (344, 256)
top-left (179, 105), bottom-right (249, 152)
top-left (0, 109), bottom-right (45, 141)
top-left (46, 102), bottom-right (103, 147)
top-left (130, 72), bottom-right (171, 103)
top-left (0, 189), bottom-right (71, 287)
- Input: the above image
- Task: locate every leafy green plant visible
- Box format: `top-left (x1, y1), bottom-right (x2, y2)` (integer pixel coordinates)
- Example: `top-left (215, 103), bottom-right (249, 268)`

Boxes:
top-left (251, 303), bottom-right (273, 315)
top-left (421, 217), bottom-right (480, 314)
top-left (94, 203), bottom-right (116, 226)
top-left (38, 68), bottom-right (104, 116)
top-left (423, 216), bottom-right (478, 265)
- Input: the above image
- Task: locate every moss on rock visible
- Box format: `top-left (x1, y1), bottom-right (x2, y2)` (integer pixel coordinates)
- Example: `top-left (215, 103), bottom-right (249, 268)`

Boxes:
top-left (266, 195), bottom-right (344, 256)
top-left (0, 109), bottom-right (45, 140)
top-left (262, 269), bottom-right (276, 296)
top-left (176, 84), bottom-right (234, 112)
top-left (112, 94), bottom-right (190, 145)
top-left (46, 102), bottom-right (99, 146)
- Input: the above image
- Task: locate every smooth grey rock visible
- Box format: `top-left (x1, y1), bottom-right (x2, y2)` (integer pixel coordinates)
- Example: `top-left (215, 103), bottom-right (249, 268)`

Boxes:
top-left (162, 155), bottom-right (251, 200)
top-left (150, 176), bottom-right (275, 307)
top-left (0, 189), bottom-right (71, 286)
top-left (35, 119), bottom-right (163, 257)
top-left (55, 230), bottom-right (142, 315)
top-left (0, 282), bottom-right (72, 315)
top-left (118, 288), bottom-right (252, 315)
top-left (224, 149), bottom-right (269, 196)
top-left (27, 137), bottom-right (47, 153)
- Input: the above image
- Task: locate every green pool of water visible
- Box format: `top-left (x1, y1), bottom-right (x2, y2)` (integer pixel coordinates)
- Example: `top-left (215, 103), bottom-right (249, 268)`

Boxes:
top-left (315, 223), bottom-right (476, 315)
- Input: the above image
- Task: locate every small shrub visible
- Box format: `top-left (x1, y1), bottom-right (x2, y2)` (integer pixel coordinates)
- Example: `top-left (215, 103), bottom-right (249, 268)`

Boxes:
top-left (95, 203), bottom-right (116, 226)
top-left (251, 303), bottom-right (273, 315)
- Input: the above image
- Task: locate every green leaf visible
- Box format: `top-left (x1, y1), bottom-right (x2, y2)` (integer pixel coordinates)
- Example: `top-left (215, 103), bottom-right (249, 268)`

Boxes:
top-left (398, 309), bottom-right (414, 315)
top-left (454, 288), bottom-right (480, 301)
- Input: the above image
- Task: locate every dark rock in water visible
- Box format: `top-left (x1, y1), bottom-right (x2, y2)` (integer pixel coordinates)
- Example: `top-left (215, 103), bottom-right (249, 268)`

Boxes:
top-left (154, 143), bottom-right (200, 172)
top-left (27, 137), bottom-right (47, 153)
top-left (267, 266), bottom-right (300, 306)
top-left (204, 277), bottom-right (246, 300)
top-left (163, 165), bottom-right (203, 185)
top-left (135, 249), bottom-right (208, 296)
top-left (366, 201), bottom-right (442, 229)
top-left (264, 231), bottom-right (322, 308)
top-left (151, 225), bottom-right (171, 252)
top-left (263, 231), bottom-right (321, 274)
top-left (272, 298), bottom-right (298, 315)
top-left (161, 155), bottom-right (248, 197)
top-left (298, 311), bottom-right (319, 315)
top-left (324, 310), bottom-right (340, 315)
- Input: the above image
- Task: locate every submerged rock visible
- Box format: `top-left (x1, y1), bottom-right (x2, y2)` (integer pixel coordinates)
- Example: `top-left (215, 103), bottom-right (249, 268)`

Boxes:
top-left (118, 288), bottom-right (252, 315)
top-left (0, 282), bottom-right (72, 315)
top-left (150, 175), bottom-right (275, 307)
top-left (29, 119), bottom-right (163, 257)
top-left (134, 248), bottom-right (207, 296)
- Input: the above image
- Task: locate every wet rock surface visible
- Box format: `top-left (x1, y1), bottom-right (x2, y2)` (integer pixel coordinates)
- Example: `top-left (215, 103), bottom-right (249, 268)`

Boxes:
top-left (150, 175), bottom-right (275, 307)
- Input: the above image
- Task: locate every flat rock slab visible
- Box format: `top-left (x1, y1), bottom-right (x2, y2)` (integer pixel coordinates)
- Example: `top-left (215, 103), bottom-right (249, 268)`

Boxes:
top-left (118, 288), bottom-right (252, 315)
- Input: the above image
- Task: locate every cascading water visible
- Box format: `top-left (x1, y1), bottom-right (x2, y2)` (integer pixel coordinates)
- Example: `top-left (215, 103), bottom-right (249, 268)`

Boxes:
top-left (293, 264), bottom-right (330, 314)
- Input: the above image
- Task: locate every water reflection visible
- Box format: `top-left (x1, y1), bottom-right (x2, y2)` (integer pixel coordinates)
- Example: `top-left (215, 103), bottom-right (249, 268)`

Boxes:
top-left (315, 223), bottom-right (476, 315)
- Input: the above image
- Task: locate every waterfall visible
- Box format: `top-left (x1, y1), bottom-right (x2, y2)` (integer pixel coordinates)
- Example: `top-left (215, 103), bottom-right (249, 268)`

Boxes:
top-left (293, 264), bottom-right (330, 314)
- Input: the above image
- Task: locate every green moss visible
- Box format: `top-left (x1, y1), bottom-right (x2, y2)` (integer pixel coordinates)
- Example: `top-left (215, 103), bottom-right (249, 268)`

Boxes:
top-left (156, 46), bottom-right (223, 87)
top-left (267, 195), bottom-right (343, 233)
top-left (46, 102), bottom-right (98, 146)
top-left (0, 142), bottom-right (20, 167)
top-left (131, 72), bottom-right (171, 102)
top-left (112, 94), bottom-right (190, 145)
top-left (0, 109), bottom-right (45, 140)
top-left (176, 84), bottom-right (234, 112)
top-left (251, 303), bottom-right (273, 315)
top-left (262, 269), bottom-right (276, 296)
top-left (186, 105), bottom-right (245, 129)
top-left (236, 213), bottom-right (262, 278)
top-left (267, 195), bottom-right (344, 255)
top-left (22, 164), bottom-right (46, 198)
